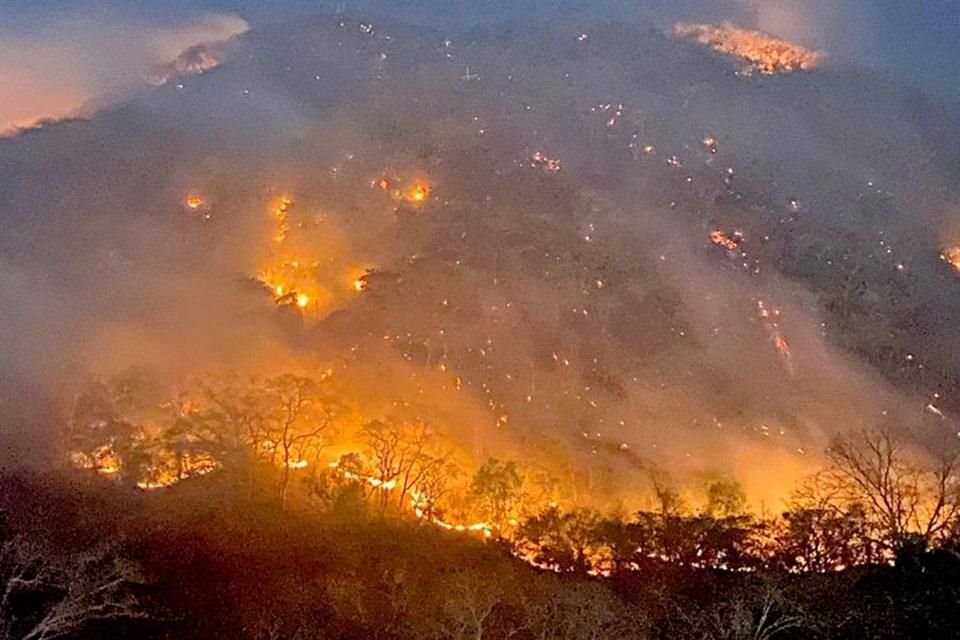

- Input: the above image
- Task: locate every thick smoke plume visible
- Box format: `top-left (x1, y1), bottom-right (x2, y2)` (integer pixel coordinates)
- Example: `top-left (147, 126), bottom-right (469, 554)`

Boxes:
top-left (1, 6), bottom-right (958, 512)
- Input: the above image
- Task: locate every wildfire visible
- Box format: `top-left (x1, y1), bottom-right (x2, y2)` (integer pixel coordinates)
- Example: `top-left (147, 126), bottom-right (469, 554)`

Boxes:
top-left (148, 44), bottom-right (223, 86)
top-left (296, 293), bottom-right (311, 309)
top-left (756, 299), bottom-right (794, 372)
top-left (184, 195), bottom-right (205, 210)
top-left (674, 22), bottom-right (823, 75)
top-left (710, 229), bottom-right (743, 251)
top-left (327, 461), bottom-right (493, 537)
top-left (271, 196), bottom-right (292, 245)
top-left (136, 453), bottom-right (219, 491)
top-left (404, 180), bottom-right (431, 204)
top-left (71, 445), bottom-right (121, 476)
top-left (940, 246), bottom-right (960, 274)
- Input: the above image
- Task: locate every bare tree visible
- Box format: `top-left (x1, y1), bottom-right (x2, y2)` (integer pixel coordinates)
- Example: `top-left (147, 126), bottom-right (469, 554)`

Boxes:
top-left (436, 569), bottom-right (503, 640)
top-left (693, 578), bottom-right (810, 640)
top-left (261, 375), bottom-right (339, 507)
top-left (821, 428), bottom-right (960, 550)
top-left (411, 461), bottom-right (458, 520)
top-left (0, 539), bottom-right (147, 640)
top-left (361, 416), bottom-right (447, 513)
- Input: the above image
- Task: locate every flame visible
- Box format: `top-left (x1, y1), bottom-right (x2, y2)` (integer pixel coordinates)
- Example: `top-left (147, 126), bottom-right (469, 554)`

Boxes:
top-left (296, 293), bottom-right (310, 308)
top-left (710, 229), bottom-right (743, 251)
top-left (530, 150), bottom-right (562, 173)
top-left (405, 180), bottom-right (431, 204)
top-left (271, 196), bottom-right (292, 245)
top-left (328, 460), bottom-right (494, 537)
top-left (941, 246), bottom-right (960, 275)
top-left (136, 454), bottom-right (219, 491)
top-left (674, 22), bottom-right (823, 75)
top-left (185, 195), bottom-right (205, 210)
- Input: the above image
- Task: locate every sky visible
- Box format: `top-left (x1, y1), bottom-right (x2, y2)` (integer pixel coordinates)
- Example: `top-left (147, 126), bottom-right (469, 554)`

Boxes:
top-left (1, 0), bottom-right (958, 132)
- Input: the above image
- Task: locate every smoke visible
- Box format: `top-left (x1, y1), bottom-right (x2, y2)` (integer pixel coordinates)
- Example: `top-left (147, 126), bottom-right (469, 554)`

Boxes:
top-left (0, 6), bottom-right (957, 511)
top-left (0, 8), bottom-right (248, 133)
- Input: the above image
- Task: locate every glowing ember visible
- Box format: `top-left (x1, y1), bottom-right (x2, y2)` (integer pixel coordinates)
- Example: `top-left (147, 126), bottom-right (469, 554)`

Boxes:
top-left (185, 195), bottom-right (205, 210)
top-left (271, 196), bottom-right (292, 245)
top-left (405, 181), bottom-right (431, 204)
top-left (940, 246), bottom-right (960, 274)
top-left (296, 293), bottom-right (310, 308)
top-left (530, 151), bottom-right (561, 173)
top-left (674, 22), bottom-right (823, 75)
top-left (710, 229), bottom-right (743, 251)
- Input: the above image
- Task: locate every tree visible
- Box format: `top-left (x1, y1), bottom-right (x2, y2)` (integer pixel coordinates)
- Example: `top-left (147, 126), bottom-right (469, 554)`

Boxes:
top-left (468, 459), bottom-right (523, 530)
top-left (434, 569), bottom-right (504, 640)
top-left (514, 506), bottom-right (603, 574)
top-left (410, 461), bottom-right (458, 521)
top-left (260, 374), bottom-right (339, 507)
top-left (705, 478), bottom-right (747, 518)
top-left (821, 428), bottom-right (960, 551)
top-left (525, 578), bottom-right (647, 640)
top-left (199, 373), bottom-right (268, 471)
top-left (0, 539), bottom-right (148, 640)
top-left (360, 415), bottom-right (447, 513)
top-left (773, 476), bottom-right (881, 572)
top-left (65, 379), bottom-right (147, 483)
top-left (688, 577), bottom-right (813, 640)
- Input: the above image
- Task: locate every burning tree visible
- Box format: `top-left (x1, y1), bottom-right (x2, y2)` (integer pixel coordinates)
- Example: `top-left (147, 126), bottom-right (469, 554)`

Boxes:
top-left (360, 414), bottom-right (449, 513)
top-left (258, 374), bottom-right (340, 506)
top-left (65, 375), bottom-right (161, 484)
top-left (467, 458), bottom-right (523, 530)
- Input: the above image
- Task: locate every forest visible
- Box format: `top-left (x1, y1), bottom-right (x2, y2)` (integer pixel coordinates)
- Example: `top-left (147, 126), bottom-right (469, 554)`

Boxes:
top-left (0, 368), bottom-right (957, 639)
top-left (2, 5), bottom-right (960, 638)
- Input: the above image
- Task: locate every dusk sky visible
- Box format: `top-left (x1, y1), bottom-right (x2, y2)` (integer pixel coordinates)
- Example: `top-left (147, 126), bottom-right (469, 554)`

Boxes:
top-left (2, 0), bottom-right (959, 133)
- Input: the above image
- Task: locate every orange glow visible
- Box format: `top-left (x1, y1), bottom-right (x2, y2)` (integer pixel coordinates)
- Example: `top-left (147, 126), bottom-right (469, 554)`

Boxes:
top-left (296, 293), bottom-right (310, 308)
top-left (328, 460), bottom-right (494, 537)
top-left (774, 334), bottom-right (790, 355)
top-left (710, 229), bottom-right (743, 251)
top-left (674, 22), bottom-right (823, 75)
top-left (404, 180), bottom-right (431, 204)
top-left (185, 195), bottom-right (205, 210)
top-left (941, 246), bottom-right (960, 274)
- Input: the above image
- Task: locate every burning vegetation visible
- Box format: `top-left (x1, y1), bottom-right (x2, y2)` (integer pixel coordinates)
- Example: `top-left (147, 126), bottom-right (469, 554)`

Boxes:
top-left (674, 22), bottom-right (823, 75)
top-left (941, 245), bottom-right (960, 274)
top-left (2, 7), bottom-right (960, 639)
top-left (148, 43), bottom-right (223, 86)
